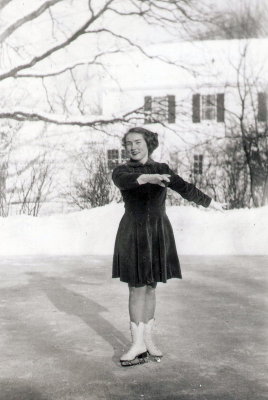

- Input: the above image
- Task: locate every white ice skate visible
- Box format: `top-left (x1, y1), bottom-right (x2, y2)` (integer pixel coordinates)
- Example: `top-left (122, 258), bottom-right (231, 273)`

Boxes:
top-left (120, 321), bottom-right (148, 367)
top-left (144, 318), bottom-right (163, 362)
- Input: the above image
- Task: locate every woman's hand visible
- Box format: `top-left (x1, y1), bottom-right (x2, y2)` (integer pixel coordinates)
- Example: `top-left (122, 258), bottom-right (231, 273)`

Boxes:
top-left (137, 174), bottom-right (171, 187)
top-left (209, 199), bottom-right (228, 212)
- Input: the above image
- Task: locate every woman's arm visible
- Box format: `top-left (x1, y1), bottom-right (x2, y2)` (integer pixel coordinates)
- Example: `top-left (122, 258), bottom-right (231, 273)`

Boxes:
top-left (112, 166), bottom-right (142, 190)
top-left (137, 174), bottom-right (171, 187)
top-left (163, 164), bottom-right (228, 210)
top-left (165, 165), bottom-right (212, 207)
top-left (112, 165), bottom-right (171, 190)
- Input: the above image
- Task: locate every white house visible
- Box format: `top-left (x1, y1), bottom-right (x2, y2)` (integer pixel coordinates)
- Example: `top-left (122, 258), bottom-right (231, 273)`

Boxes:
top-left (100, 38), bottom-right (268, 178)
top-left (1, 37), bottom-right (267, 214)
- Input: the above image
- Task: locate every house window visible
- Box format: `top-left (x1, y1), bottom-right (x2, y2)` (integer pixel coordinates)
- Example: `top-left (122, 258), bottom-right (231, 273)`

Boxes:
top-left (201, 95), bottom-right (216, 120)
top-left (193, 154), bottom-right (203, 175)
top-left (192, 93), bottom-right (224, 123)
top-left (144, 95), bottom-right (176, 124)
top-left (121, 149), bottom-right (128, 162)
top-left (107, 149), bottom-right (119, 170)
top-left (258, 92), bottom-right (267, 122)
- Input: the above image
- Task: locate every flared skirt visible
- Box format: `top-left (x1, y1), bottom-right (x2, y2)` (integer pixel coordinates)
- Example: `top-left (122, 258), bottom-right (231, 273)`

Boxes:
top-left (112, 211), bottom-right (182, 286)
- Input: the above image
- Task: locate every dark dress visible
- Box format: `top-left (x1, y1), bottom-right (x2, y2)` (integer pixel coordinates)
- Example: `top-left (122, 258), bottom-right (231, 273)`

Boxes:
top-left (112, 158), bottom-right (211, 286)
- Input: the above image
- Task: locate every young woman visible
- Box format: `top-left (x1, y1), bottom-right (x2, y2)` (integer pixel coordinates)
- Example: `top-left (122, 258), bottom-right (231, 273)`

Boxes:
top-left (112, 127), bottom-right (225, 367)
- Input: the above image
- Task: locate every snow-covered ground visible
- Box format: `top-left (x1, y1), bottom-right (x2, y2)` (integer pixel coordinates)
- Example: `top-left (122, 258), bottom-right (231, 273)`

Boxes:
top-left (0, 203), bottom-right (267, 256)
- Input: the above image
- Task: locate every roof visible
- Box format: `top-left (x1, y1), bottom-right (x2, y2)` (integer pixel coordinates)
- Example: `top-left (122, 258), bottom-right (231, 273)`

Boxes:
top-left (103, 38), bottom-right (268, 90)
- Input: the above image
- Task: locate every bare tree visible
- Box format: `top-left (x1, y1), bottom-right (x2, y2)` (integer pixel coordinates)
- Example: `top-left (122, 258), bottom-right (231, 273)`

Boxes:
top-left (0, 161), bottom-right (8, 216)
top-left (0, 0), bottom-right (209, 128)
top-left (190, 0), bottom-right (268, 40)
top-left (66, 151), bottom-right (120, 209)
top-left (1, 151), bottom-right (53, 217)
top-left (15, 155), bottom-right (54, 216)
top-left (224, 44), bottom-right (268, 207)
top-left (0, 119), bottom-right (22, 216)
top-left (185, 42), bottom-right (268, 208)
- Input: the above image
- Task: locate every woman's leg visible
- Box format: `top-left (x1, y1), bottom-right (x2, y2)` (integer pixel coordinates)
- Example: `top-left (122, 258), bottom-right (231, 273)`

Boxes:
top-left (144, 285), bottom-right (156, 323)
top-left (121, 284), bottom-right (161, 365)
top-left (120, 285), bottom-right (148, 365)
top-left (143, 284), bottom-right (162, 358)
top-left (128, 285), bottom-right (147, 323)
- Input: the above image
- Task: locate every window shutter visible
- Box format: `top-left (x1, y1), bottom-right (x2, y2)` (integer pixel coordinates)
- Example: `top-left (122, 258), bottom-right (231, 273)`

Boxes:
top-left (217, 93), bottom-right (225, 122)
top-left (192, 94), bottom-right (200, 123)
top-left (167, 95), bottom-right (176, 123)
top-left (258, 92), bottom-right (267, 122)
top-left (199, 154), bottom-right (203, 174)
top-left (144, 96), bottom-right (152, 124)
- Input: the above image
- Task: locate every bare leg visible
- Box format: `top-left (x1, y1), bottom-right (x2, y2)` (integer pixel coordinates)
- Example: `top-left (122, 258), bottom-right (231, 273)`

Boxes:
top-left (143, 285), bottom-right (162, 358)
top-left (120, 285), bottom-right (148, 365)
top-left (144, 285), bottom-right (156, 323)
top-left (128, 285), bottom-right (147, 324)
top-left (121, 284), bottom-right (160, 365)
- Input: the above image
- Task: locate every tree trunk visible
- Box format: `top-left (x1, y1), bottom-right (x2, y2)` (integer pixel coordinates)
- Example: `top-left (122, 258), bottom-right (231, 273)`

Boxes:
top-left (262, 173), bottom-right (268, 206)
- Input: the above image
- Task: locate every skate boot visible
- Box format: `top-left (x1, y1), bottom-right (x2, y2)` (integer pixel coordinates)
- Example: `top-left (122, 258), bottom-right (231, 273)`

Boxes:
top-left (144, 318), bottom-right (163, 362)
top-left (120, 321), bottom-right (148, 367)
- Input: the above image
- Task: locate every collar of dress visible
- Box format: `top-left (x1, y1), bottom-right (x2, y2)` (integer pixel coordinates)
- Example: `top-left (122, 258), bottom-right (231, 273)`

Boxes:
top-left (127, 158), bottom-right (155, 167)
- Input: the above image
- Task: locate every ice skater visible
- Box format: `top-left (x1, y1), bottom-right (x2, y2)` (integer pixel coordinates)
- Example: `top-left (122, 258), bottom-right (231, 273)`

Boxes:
top-left (112, 127), bottom-right (226, 367)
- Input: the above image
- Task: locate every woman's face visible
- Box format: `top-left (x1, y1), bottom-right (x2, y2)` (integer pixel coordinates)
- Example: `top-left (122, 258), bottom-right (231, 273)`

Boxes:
top-left (125, 132), bottom-right (148, 163)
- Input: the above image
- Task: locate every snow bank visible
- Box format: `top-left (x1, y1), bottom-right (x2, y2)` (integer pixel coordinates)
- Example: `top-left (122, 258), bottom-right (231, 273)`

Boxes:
top-left (0, 204), bottom-right (267, 256)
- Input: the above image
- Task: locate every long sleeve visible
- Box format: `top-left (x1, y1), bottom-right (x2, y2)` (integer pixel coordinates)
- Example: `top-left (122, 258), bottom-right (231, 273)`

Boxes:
top-left (165, 164), bottom-right (212, 208)
top-left (112, 165), bottom-right (142, 190)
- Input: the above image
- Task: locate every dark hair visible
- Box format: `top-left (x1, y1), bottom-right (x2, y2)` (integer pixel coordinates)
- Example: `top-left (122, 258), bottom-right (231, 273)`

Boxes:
top-left (122, 127), bottom-right (159, 155)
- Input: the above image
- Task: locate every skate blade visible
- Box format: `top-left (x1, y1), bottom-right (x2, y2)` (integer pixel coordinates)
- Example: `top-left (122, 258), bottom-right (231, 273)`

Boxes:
top-left (120, 352), bottom-right (148, 367)
top-left (148, 354), bottom-right (162, 363)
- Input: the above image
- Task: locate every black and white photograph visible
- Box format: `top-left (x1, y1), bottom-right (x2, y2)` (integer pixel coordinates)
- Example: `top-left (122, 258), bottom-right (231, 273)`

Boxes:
top-left (0, 1), bottom-right (267, 399)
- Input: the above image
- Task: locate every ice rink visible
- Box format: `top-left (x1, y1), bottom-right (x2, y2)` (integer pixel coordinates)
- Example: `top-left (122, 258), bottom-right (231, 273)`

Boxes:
top-left (0, 255), bottom-right (267, 400)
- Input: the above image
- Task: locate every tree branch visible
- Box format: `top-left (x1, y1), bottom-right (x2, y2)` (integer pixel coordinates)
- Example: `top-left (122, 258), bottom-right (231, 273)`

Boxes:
top-left (15, 50), bottom-right (121, 78)
top-left (0, 0), bottom-right (12, 11)
top-left (84, 28), bottom-right (197, 74)
top-left (0, 106), bottom-right (143, 127)
top-left (0, 0), bottom-right (64, 43)
top-left (0, 0), bottom-right (114, 81)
